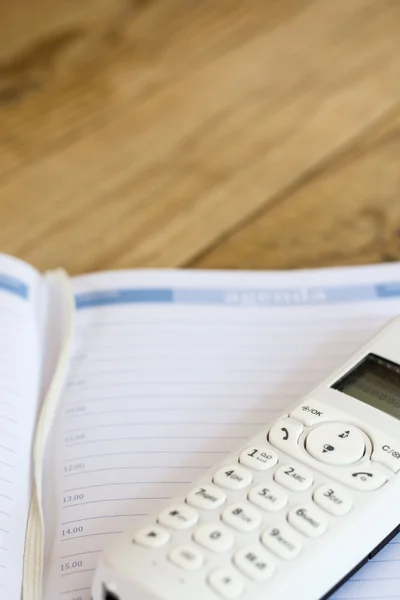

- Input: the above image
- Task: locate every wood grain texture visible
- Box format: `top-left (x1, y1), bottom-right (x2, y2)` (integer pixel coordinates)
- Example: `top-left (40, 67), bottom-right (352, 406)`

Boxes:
top-left (194, 108), bottom-right (400, 269)
top-left (0, 0), bottom-right (400, 274)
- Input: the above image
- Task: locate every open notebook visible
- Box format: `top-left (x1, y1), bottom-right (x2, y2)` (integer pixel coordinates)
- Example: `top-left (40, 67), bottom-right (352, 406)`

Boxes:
top-left (1, 253), bottom-right (399, 600)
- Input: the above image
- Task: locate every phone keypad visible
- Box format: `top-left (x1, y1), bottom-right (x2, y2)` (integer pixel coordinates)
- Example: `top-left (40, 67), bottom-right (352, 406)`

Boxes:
top-left (132, 409), bottom-right (396, 599)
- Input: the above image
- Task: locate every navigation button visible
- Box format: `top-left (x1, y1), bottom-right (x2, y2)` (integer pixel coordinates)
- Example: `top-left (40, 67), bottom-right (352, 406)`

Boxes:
top-left (306, 422), bottom-right (366, 465)
top-left (268, 419), bottom-right (303, 453)
top-left (290, 400), bottom-right (345, 427)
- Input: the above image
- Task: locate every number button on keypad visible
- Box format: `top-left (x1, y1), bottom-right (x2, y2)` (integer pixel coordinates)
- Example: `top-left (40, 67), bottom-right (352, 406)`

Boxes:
top-left (222, 503), bottom-right (262, 532)
top-left (158, 505), bottom-right (199, 530)
top-left (239, 446), bottom-right (278, 471)
top-left (274, 464), bottom-right (313, 492)
top-left (194, 523), bottom-right (235, 553)
top-left (186, 485), bottom-right (226, 510)
top-left (313, 484), bottom-right (353, 516)
top-left (261, 524), bottom-right (303, 560)
top-left (234, 546), bottom-right (275, 582)
top-left (169, 545), bottom-right (204, 571)
top-left (248, 483), bottom-right (288, 512)
top-left (213, 465), bottom-right (252, 491)
top-left (208, 569), bottom-right (245, 599)
top-left (134, 525), bottom-right (170, 548)
top-left (288, 504), bottom-right (328, 538)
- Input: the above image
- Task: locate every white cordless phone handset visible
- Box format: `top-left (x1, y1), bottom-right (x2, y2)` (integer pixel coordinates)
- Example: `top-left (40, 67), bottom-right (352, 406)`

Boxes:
top-left (92, 317), bottom-right (400, 600)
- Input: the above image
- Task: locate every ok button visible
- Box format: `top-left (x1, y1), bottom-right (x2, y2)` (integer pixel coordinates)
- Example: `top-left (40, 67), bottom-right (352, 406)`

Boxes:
top-left (306, 423), bottom-right (366, 465)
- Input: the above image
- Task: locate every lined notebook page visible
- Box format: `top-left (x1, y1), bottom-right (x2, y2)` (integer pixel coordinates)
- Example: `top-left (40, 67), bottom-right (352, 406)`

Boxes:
top-left (0, 255), bottom-right (42, 600)
top-left (43, 266), bottom-right (400, 600)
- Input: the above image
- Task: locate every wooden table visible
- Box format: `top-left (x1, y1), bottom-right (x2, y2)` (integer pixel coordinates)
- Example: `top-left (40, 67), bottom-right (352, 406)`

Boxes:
top-left (1, 0), bottom-right (400, 275)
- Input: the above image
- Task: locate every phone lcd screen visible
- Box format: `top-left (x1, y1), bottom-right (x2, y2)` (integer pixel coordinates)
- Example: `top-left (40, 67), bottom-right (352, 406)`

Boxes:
top-left (332, 353), bottom-right (400, 421)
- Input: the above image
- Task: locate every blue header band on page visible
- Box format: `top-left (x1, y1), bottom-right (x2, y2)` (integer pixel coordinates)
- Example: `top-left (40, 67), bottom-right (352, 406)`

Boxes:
top-left (0, 273), bottom-right (29, 299)
top-left (75, 281), bottom-right (400, 309)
